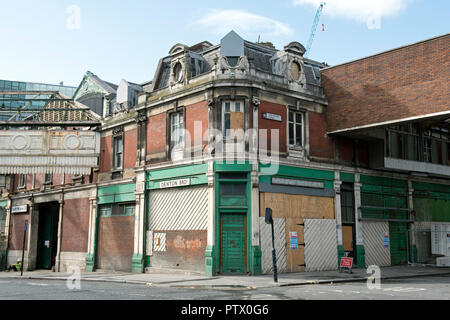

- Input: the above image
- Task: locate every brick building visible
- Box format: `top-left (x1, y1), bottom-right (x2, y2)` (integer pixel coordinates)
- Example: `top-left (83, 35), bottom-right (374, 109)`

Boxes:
top-left (1, 32), bottom-right (449, 275)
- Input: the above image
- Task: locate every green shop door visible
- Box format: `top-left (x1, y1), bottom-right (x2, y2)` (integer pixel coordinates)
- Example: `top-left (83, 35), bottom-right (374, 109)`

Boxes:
top-left (220, 213), bottom-right (246, 274)
top-left (36, 203), bottom-right (59, 270)
top-left (389, 222), bottom-right (408, 265)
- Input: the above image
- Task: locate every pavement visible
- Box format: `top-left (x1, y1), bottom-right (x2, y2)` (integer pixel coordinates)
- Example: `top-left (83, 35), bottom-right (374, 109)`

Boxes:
top-left (1, 265), bottom-right (449, 289)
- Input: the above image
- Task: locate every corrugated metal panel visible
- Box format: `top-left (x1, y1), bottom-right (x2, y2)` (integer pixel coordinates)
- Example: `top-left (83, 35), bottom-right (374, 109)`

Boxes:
top-left (259, 217), bottom-right (287, 274)
top-left (149, 186), bottom-right (208, 231)
top-left (304, 219), bottom-right (338, 271)
top-left (362, 221), bottom-right (391, 267)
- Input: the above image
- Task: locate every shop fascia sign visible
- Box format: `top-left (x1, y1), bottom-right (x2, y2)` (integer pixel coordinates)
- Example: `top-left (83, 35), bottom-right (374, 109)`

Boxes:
top-left (272, 177), bottom-right (324, 189)
top-left (159, 178), bottom-right (191, 189)
top-left (11, 205), bottom-right (28, 214)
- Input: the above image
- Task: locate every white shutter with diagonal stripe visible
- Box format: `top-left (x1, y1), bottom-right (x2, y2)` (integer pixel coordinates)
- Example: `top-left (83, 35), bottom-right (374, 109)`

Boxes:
top-left (149, 186), bottom-right (208, 231)
top-left (362, 221), bottom-right (391, 267)
top-left (304, 219), bottom-right (338, 271)
top-left (259, 217), bottom-right (287, 274)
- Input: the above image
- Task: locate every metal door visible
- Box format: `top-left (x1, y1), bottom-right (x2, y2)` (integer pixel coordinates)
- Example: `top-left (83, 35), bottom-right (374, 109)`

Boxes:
top-left (36, 211), bottom-right (54, 269)
top-left (220, 213), bottom-right (246, 274)
top-left (389, 222), bottom-right (408, 265)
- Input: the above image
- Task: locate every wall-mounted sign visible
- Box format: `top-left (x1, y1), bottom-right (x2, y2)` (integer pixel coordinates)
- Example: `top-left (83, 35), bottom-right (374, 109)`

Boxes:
top-left (383, 232), bottom-right (390, 248)
top-left (159, 178), bottom-right (190, 189)
top-left (11, 205), bottom-right (28, 214)
top-left (289, 232), bottom-right (298, 250)
top-left (272, 177), bottom-right (324, 189)
top-left (262, 112), bottom-right (282, 122)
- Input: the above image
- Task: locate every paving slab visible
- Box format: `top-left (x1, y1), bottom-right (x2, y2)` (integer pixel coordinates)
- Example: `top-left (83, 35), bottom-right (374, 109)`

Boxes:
top-left (1, 265), bottom-right (449, 289)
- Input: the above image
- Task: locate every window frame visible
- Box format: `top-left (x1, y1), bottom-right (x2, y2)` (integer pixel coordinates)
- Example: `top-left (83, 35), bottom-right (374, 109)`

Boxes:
top-left (221, 100), bottom-right (245, 142)
top-left (44, 173), bottom-right (53, 185)
top-left (287, 108), bottom-right (305, 148)
top-left (170, 111), bottom-right (185, 149)
top-left (18, 174), bottom-right (26, 189)
top-left (112, 134), bottom-right (124, 170)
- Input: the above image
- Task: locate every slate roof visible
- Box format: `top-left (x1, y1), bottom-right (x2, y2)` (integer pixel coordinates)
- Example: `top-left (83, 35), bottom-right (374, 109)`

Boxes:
top-left (152, 34), bottom-right (326, 91)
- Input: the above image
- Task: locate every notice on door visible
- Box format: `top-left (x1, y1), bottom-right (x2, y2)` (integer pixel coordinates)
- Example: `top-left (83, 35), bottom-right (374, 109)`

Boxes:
top-left (289, 232), bottom-right (298, 250)
top-left (383, 233), bottom-right (390, 248)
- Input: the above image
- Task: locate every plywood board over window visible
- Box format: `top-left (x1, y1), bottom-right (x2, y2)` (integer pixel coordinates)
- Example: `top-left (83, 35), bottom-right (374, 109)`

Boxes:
top-left (260, 192), bottom-right (335, 273)
top-left (230, 112), bottom-right (244, 130)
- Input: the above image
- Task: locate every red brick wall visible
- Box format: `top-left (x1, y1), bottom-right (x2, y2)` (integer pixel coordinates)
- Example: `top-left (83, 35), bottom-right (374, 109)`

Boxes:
top-left (147, 112), bottom-right (167, 157)
top-left (258, 100), bottom-right (287, 154)
top-left (8, 213), bottom-right (29, 250)
top-left (337, 137), bottom-right (355, 163)
top-left (322, 34), bottom-right (450, 132)
top-left (185, 101), bottom-right (209, 151)
top-left (150, 230), bottom-right (207, 272)
top-left (309, 111), bottom-right (335, 160)
top-left (61, 198), bottom-right (90, 253)
top-left (124, 128), bottom-right (137, 168)
top-left (100, 136), bottom-right (112, 173)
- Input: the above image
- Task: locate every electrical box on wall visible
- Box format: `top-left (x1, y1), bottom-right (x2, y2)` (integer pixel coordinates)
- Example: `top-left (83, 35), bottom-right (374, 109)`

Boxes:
top-left (431, 223), bottom-right (450, 256)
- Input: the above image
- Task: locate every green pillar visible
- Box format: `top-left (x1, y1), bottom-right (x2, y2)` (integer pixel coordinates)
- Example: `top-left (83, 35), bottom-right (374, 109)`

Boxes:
top-left (85, 253), bottom-right (95, 272)
top-left (337, 245), bottom-right (345, 264)
top-left (132, 254), bottom-right (144, 273)
top-left (205, 245), bottom-right (216, 276)
top-left (250, 246), bottom-right (262, 275)
top-left (356, 245), bottom-right (365, 268)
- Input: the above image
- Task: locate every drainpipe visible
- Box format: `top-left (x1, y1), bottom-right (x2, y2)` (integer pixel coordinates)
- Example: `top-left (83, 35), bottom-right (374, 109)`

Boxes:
top-left (56, 190), bottom-right (64, 272)
top-left (3, 195), bottom-right (12, 270)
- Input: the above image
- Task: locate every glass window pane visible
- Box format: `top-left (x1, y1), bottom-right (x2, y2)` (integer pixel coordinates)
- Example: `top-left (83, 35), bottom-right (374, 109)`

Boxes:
top-left (289, 123), bottom-right (294, 145)
top-left (296, 124), bottom-right (302, 146)
top-left (225, 102), bottom-right (230, 112)
top-left (296, 113), bottom-right (302, 124)
top-left (224, 113), bottom-right (230, 136)
top-left (289, 111), bottom-right (293, 122)
top-left (235, 102), bottom-right (241, 112)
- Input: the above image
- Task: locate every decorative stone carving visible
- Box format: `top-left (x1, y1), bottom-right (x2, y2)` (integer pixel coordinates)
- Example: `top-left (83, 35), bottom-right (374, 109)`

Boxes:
top-left (270, 42), bottom-right (307, 87)
top-left (217, 56), bottom-right (249, 76)
top-left (112, 126), bottom-right (123, 135)
top-left (135, 111), bottom-right (147, 123)
top-left (252, 96), bottom-right (260, 108)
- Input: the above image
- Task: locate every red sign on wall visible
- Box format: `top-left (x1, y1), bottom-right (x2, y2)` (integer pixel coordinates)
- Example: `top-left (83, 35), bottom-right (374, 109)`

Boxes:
top-left (340, 257), bottom-right (353, 268)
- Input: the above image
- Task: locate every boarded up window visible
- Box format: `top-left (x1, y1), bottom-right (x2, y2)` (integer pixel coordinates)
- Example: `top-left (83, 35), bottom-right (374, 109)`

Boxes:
top-left (223, 101), bottom-right (244, 140)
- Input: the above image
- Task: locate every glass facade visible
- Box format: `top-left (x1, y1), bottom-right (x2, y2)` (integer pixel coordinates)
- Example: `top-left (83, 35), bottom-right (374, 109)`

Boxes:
top-left (0, 79), bottom-right (77, 121)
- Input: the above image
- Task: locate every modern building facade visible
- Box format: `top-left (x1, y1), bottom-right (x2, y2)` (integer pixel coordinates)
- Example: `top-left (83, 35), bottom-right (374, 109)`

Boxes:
top-left (1, 32), bottom-right (449, 275)
top-left (0, 79), bottom-right (77, 121)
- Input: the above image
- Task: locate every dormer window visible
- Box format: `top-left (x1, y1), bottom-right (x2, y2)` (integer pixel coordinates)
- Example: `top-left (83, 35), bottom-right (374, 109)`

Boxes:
top-left (174, 63), bottom-right (183, 82)
top-left (227, 57), bottom-right (239, 67)
top-left (290, 61), bottom-right (301, 81)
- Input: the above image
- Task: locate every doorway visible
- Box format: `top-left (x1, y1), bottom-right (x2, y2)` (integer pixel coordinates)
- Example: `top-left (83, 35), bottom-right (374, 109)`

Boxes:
top-left (36, 202), bottom-right (59, 270)
top-left (220, 213), bottom-right (246, 274)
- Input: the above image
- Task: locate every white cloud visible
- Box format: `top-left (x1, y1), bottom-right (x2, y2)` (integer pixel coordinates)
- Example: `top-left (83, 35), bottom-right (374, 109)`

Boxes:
top-left (293, 0), bottom-right (409, 24)
top-left (195, 9), bottom-right (294, 38)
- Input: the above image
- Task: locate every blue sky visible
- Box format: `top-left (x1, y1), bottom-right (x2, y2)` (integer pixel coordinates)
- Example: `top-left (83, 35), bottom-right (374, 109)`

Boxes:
top-left (0, 0), bottom-right (448, 87)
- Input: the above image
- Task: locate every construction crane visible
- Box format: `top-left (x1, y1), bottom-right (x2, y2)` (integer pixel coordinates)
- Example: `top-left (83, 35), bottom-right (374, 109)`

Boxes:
top-left (304, 2), bottom-right (326, 58)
